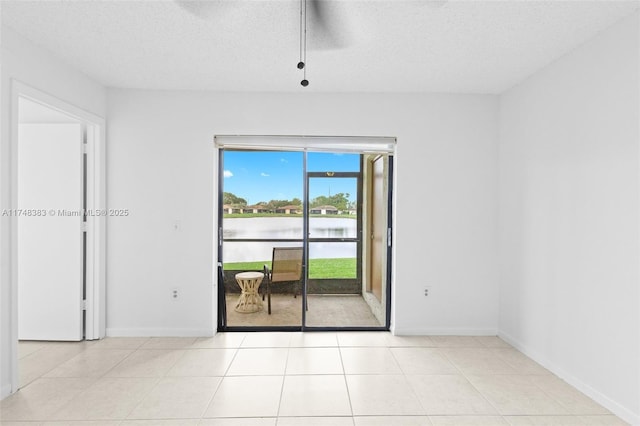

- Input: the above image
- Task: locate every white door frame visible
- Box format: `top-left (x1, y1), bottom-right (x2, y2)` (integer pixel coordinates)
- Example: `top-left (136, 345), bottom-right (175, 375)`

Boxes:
top-left (9, 80), bottom-right (106, 392)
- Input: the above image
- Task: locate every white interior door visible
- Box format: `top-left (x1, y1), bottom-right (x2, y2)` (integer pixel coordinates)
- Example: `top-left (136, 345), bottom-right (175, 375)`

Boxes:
top-left (18, 123), bottom-right (84, 341)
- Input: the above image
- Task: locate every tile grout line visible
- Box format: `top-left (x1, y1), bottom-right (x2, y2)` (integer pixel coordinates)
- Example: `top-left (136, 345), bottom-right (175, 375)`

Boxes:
top-left (19, 341), bottom-right (89, 387)
top-left (389, 345), bottom-right (432, 420)
top-left (36, 341), bottom-right (149, 423)
top-left (274, 345), bottom-right (291, 421)
top-left (337, 344), bottom-right (356, 425)
top-left (112, 339), bottom-right (190, 422)
top-left (390, 345), bottom-right (436, 421)
top-left (195, 345), bottom-right (241, 421)
top-left (198, 334), bottom-right (245, 420)
top-left (435, 344), bottom-right (506, 420)
top-left (117, 351), bottom-right (164, 422)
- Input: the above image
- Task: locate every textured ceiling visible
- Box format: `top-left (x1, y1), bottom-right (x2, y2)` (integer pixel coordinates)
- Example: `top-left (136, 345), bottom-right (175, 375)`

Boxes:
top-left (1, 0), bottom-right (638, 93)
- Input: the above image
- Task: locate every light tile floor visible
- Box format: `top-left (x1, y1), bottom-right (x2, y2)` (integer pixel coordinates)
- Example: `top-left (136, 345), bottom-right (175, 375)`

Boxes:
top-left (0, 332), bottom-right (629, 425)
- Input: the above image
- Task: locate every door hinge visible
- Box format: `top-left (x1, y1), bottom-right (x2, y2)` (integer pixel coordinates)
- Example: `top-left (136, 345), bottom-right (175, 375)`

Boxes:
top-left (81, 299), bottom-right (87, 310)
top-left (81, 222), bottom-right (87, 233)
top-left (387, 228), bottom-right (392, 247)
top-left (82, 143), bottom-right (88, 154)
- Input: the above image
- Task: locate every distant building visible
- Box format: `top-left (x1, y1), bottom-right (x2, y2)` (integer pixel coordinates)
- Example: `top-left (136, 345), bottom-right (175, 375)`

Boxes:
top-left (309, 205), bottom-right (338, 215)
top-left (222, 204), bottom-right (244, 214)
top-left (244, 205), bottom-right (270, 213)
top-left (275, 205), bottom-right (302, 214)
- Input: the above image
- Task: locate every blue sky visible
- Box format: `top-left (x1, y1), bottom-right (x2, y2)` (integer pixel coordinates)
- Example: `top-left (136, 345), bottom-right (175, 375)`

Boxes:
top-left (223, 151), bottom-right (359, 205)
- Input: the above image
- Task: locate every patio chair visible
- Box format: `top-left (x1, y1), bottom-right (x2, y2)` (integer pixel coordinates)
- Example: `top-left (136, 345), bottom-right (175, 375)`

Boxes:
top-left (262, 247), bottom-right (304, 315)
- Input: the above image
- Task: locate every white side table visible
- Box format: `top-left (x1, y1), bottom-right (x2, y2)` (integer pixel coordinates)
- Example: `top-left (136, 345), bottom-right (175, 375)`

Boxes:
top-left (234, 271), bottom-right (264, 313)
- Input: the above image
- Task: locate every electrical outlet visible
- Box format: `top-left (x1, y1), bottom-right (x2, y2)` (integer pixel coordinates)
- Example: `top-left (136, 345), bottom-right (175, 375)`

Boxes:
top-left (171, 288), bottom-right (179, 301)
top-left (424, 287), bottom-right (431, 297)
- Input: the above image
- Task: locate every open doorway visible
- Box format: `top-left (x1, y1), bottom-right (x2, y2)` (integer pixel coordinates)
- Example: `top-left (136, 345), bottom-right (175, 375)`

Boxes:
top-left (215, 136), bottom-right (395, 331)
top-left (17, 98), bottom-right (86, 343)
top-left (9, 83), bottom-right (106, 391)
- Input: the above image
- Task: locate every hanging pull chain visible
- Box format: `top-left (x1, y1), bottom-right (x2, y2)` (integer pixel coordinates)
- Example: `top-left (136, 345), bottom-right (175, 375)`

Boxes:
top-left (297, 0), bottom-right (309, 87)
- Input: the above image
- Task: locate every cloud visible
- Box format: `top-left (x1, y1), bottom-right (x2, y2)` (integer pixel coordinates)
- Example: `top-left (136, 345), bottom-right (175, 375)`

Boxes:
top-left (280, 158), bottom-right (288, 163)
top-left (261, 172), bottom-right (270, 177)
top-left (223, 170), bottom-right (233, 178)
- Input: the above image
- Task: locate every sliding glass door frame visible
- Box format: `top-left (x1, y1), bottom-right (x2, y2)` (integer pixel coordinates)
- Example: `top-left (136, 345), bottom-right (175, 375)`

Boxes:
top-left (216, 146), bottom-right (393, 332)
top-left (304, 171), bottom-right (363, 329)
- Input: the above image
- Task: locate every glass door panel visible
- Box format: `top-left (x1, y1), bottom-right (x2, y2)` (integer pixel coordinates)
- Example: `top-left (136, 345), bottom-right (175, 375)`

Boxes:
top-left (220, 150), bottom-right (303, 328)
top-left (306, 170), bottom-right (384, 328)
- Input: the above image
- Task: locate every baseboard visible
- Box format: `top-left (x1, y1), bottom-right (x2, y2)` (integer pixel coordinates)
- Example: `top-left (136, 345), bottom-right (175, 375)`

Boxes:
top-left (499, 331), bottom-right (640, 426)
top-left (392, 326), bottom-right (498, 336)
top-left (106, 328), bottom-right (214, 337)
top-left (1, 383), bottom-right (12, 400)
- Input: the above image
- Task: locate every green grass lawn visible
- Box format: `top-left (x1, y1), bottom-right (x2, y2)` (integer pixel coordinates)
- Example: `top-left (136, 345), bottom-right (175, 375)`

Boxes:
top-left (224, 257), bottom-right (356, 279)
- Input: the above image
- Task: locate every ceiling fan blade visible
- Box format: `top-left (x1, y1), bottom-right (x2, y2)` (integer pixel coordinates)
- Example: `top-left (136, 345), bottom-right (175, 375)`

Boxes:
top-left (308, 0), bottom-right (328, 28)
top-left (306, 0), bottom-right (353, 50)
top-left (174, 0), bottom-right (222, 18)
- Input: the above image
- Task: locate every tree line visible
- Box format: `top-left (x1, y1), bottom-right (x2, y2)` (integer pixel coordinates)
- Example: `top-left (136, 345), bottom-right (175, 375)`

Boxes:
top-left (223, 192), bottom-right (354, 211)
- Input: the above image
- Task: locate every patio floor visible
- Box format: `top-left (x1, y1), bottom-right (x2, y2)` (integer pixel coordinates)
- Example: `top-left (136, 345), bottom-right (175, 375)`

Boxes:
top-left (224, 293), bottom-right (383, 327)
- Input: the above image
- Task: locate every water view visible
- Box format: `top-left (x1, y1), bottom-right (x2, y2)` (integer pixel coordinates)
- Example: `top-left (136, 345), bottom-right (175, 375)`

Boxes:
top-left (223, 217), bottom-right (357, 263)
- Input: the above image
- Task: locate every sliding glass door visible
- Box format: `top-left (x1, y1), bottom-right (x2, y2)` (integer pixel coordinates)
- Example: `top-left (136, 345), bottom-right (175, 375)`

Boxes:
top-left (218, 150), bottom-right (304, 328)
top-left (217, 142), bottom-right (393, 331)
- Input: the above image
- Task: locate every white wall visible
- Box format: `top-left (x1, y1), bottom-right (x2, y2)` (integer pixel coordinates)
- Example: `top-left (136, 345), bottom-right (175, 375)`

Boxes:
top-left (105, 90), bottom-right (499, 336)
top-left (0, 26), bottom-right (107, 398)
top-left (498, 12), bottom-right (640, 424)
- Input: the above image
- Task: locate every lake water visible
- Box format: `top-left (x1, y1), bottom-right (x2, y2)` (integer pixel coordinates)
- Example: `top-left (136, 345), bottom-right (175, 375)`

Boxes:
top-left (223, 217), bottom-right (357, 263)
